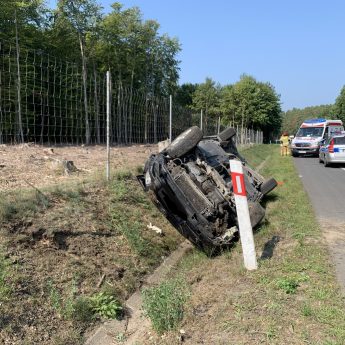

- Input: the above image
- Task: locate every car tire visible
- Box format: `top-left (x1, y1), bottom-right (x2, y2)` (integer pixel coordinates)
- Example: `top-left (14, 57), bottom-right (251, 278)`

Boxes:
top-left (292, 152), bottom-right (298, 157)
top-left (324, 157), bottom-right (330, 167)
top-left (218, 127), bottom-right (236, 141)
top-left (164, 126), bottom-right (203, 158)
top-left (248, 201), bottom-right (266, 228)
top-left (260, 178), bottom-right (278, 195)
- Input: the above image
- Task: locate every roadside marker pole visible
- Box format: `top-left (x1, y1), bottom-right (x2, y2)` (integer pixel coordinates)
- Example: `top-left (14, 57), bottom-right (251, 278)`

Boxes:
top-left (106, 71), bottom-right (111, 181)
top-left (229, 159), bottom-right (257, 270)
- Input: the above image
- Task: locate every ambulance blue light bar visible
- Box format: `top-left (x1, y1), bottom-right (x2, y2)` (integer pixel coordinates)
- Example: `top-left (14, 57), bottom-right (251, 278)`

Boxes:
top-left (303, 118), bottom-right (326, 124)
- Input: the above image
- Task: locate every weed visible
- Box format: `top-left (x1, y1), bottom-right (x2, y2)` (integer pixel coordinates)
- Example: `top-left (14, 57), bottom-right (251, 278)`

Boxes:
top-left (0, 187), bottom-right (52, 223)
top-left (0, 251), bottom-right (11, 300)
top-left (51, 330), bottom-right (82, 345)
top-left (51, 185), bottom-right (83, 202)
top-left (112, 208), bottom-right (150, 256)
top-left (266, 326), bottom-right (276, 340)
top-left (48, 280), bottom-right (62, 313)
top-left (47, 279), bottom-right (78, 320)
top-left (72, 297), bottom-right (94, 322)
top-left (113, 169), bottom-right (133, 181)
top-left (115, 332), bottom-right (127, 342)
top-left (302, 303), bottom-right (313, 317)
top-left (276, 277), bottom-right (299, 294)
top-left (142, 278), bottom-right (189, 334)
top-left (90, 292), bottom-right (123, 319)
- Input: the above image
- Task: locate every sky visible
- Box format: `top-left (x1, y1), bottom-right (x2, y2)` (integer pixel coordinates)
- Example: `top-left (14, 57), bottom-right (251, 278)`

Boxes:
top-left (47, 0), bottom-right (345, 111)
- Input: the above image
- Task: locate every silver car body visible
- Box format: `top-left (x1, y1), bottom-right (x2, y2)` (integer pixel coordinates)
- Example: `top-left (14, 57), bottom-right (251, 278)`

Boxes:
top-left (319, 134), bottom-right (345, 166)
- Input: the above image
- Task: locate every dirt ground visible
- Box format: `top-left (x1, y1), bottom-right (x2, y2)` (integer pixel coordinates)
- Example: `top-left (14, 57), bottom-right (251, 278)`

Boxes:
top-left (0, 143), bottom-right (157, 192)
top-left (0, 143), bottom-right (185, 345)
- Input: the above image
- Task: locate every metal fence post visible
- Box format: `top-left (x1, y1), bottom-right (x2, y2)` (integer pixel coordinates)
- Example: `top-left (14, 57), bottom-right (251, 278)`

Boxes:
top-left (169, 95), bottom-right (172, 143)
top-left (106, 71), bottom-right (111, 181)
top-left (200, 109), bottom-right (203, 131)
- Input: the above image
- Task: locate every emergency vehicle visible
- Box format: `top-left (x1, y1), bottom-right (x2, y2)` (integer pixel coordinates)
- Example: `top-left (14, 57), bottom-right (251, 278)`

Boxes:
top-left (290, 118), bottom-right (344, 157)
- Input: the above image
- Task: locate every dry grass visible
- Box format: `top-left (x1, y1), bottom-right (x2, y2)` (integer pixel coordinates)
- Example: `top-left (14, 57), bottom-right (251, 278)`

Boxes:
top-left (0, 168), bottom-right (183, 345)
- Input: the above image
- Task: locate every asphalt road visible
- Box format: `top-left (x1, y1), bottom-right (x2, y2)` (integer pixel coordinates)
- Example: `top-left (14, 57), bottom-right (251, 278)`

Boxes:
top-left (293, 157), bottom-right (345, 221)
top-left (294, 157), bottom-right (345, 291)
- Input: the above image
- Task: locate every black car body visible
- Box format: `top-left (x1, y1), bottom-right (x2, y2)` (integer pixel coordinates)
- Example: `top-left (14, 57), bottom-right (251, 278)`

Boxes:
top-left (138, 126), bottom-right (277, 253)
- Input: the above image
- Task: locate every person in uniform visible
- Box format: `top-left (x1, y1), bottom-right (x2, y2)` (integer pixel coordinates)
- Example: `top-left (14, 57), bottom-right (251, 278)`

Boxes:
top-left (280, 131), bottom-right (289, 156)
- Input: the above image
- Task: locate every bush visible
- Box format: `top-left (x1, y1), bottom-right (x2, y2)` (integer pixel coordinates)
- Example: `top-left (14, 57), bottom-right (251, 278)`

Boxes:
top-left (142, 278), bottom-right (189, 334)
top-left (90, 292), bottom-right (123, 319)
top-left (276, 277), bottom-right (299, 294)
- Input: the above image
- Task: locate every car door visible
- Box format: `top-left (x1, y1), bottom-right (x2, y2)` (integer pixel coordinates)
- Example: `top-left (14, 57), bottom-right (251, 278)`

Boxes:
top-left (334, 136), bottom-right (345, 159)
top-left (320, 138), bottom-right (329, 160)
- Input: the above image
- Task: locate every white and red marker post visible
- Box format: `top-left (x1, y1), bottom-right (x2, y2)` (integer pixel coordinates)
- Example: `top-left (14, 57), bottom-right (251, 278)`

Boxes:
top-left (229, 159), bottom-right (258, 270)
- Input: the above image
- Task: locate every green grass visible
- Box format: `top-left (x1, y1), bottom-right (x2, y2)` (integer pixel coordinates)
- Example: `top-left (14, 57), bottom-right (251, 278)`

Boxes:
top-left (109, 171), bottom-right (180, 263)
top-left (0, 189), bottom-right (49, 223)
top-left (142, 278), bottom-right (189, 334)
top-left (0, 251), bottom-right (11, 301)
top-left (240, 144), bottom-right (273, 168)
top-left (47, 280), bottom-right (122, 322)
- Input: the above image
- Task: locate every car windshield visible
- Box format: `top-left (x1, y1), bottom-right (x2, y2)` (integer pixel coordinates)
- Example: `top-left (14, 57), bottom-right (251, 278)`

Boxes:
top-left (334, 137), bottom-right (345, 145)
top-left (296, 127), bottom-right (324, 137)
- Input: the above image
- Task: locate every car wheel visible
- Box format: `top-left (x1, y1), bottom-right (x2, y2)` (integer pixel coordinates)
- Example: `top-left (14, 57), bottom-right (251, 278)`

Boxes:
top-left (164, 126), bottom-right (203, 158)
top-left (260, 178), bottom-right (278, 195)
top-left (292, 152), bottom-right (298, 157)
top-left (324, 157), bottom-right (330, 167)
top-left (218, 127), bottom-right (236, 141)
top-left (248, 201), bottom-right (266, 228)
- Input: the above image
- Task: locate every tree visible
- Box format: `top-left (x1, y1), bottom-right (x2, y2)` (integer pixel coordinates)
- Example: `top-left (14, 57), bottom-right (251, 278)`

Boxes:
top-left (334, 86), bottom-right (345, 123)
top-left (97, 3), bottom-right (180, 95)
top-left (57, 0), bottom-right (102, 144)
top-left (221, 75), bottom-right (281, 140)
top-left (0, 0), bottom-right (46, 42)
top-left (282, 104), bottom-right (335, 135)
top-left (175, 83), bottom-right (198, 107)
top-left (0, 0), bottom-right (47, 142)
top-left (192, 78), bottom-right (221, 128)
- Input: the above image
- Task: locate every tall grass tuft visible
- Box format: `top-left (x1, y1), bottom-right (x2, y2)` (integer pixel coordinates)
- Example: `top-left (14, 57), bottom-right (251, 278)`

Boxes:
top-left (142, 278), bottom-right (189, 334)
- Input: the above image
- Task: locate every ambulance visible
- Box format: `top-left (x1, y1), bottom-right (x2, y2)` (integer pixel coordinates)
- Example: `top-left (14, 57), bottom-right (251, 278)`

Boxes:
top-left (290, 118), bottom-right (344, 157)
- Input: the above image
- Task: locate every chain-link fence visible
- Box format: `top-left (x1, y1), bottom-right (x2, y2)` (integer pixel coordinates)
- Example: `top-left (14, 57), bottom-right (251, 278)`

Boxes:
top-left (0, 39), bottom-right (263, 146)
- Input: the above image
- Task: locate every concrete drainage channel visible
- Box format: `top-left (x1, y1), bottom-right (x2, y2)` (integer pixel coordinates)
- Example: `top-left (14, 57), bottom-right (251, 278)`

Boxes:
top-left (85, 240), bottom-right (193, 345)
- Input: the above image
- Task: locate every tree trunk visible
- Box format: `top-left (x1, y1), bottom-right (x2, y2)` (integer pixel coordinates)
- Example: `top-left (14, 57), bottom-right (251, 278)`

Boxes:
top-left (241, 114), bottom-right (244, 145)
top-left (129, 69), bottom-right (134, 144)
top-left (93, 64), bottom-right (100, 144)
top-left (117, 83), bottom-right (121, 144)
top-left (0, 42), bottom-right (3, 144)
top-left (153, 99), bottom-right (157, 143)
top-left (79, 35), bottom-right (90, 145)
top-left (15, 10), bottom-right (24, 143)
top-left (144, 97), bottom-right (148, 144)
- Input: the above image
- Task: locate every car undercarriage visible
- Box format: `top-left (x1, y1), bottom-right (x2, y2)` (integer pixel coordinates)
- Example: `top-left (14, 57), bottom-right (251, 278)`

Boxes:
top-left (138, 126), bottom-right (277, 254)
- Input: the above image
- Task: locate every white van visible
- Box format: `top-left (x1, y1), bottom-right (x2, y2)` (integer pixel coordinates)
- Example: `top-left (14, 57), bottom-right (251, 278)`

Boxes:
top-left (290, 118), bottom-right (344, 157)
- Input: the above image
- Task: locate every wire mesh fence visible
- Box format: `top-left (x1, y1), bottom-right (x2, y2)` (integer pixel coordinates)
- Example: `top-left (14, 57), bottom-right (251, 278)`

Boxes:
top-left (0, 39), bottom-right (263, 146)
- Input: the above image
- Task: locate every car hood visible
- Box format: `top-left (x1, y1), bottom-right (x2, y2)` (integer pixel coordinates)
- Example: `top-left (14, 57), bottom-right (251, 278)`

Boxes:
top-left (292, 137), bottom-right (322, 145)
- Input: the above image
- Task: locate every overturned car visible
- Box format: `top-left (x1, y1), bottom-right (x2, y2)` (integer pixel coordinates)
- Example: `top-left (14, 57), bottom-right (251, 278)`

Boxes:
top-left (138, 126), bottom-right (277, 253)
